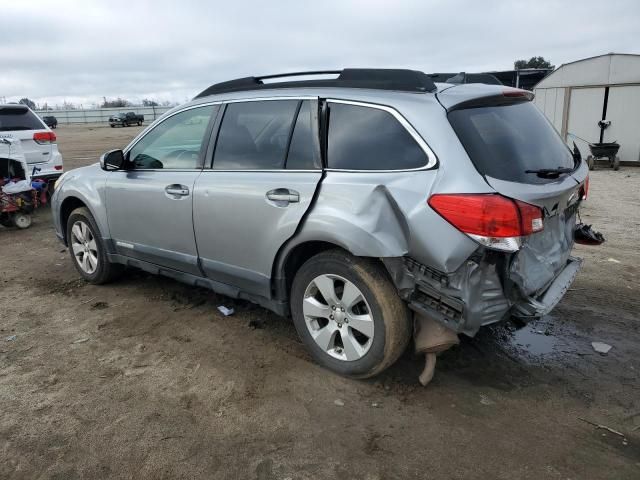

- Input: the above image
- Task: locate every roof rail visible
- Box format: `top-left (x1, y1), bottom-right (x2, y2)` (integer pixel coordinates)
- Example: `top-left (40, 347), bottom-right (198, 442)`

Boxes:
top-left (194, 69), bottom-right (437, 99)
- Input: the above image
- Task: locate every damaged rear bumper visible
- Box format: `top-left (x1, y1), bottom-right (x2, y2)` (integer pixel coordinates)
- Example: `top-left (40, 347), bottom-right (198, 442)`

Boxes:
top-left (510, 256), bottom-right (582, 318)
top-left (383, 253), bottom-right (582, 337)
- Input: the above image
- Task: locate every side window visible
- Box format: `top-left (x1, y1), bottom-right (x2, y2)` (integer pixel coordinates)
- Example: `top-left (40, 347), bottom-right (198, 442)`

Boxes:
top-left (286, 101), bottom-right (320, 170)
top-left (128, 105), bottom-right (215, 169)
top-left (213, 100), bottom-right (299, 170)
top-left (327, 102), bottom-right (427, 170)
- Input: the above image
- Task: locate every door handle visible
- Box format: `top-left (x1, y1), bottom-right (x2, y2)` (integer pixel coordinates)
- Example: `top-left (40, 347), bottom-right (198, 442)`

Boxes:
top-left (266, 188), bottom-right (300, 204)
top-left (165, 184), bottom-right (190, 196)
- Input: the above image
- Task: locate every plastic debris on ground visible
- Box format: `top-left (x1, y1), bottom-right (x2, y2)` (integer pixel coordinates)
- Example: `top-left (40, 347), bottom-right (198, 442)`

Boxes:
top-left (5, 335), bottom-right (17, 341)
top-left (574, 223), bottom-right (605, 245)
top-left (334, 399), bottom-right (345, 407)
top-left (592, 342), bottom-right (612, 354)
top-left (217, 306), bottom-right (234, 316)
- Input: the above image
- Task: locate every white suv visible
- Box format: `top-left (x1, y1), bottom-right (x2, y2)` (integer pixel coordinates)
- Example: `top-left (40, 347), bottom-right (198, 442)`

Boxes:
top-left (0, 104), bottom-right (63, 183)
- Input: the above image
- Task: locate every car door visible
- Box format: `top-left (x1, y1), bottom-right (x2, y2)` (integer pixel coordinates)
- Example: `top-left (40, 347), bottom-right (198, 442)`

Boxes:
top-left (193, 98), bottom-right (323, 298)
top-left (106, 104), bottom-right (218, 275)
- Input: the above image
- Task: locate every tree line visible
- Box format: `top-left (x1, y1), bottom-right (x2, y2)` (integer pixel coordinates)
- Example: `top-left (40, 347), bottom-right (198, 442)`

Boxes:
top-left (17, 97), bottom-right (175, 111)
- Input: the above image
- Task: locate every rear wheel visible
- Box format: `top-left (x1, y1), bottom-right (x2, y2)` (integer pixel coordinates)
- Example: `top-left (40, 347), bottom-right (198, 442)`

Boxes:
top-left (613, 156), bottom-right (620, 171)
top-left (66, 207), bottom-right (123, 284)
top-left (0, 213), bottom-right (14, 227)
top-left (290, 250), bottom-right (411, 378)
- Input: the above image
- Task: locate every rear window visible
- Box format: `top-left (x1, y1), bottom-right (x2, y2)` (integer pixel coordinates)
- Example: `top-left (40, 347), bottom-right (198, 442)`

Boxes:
top-left (327, 102), bottom-right (427, 170)
top-left (448, 102), bottom-right (574, 184)
top-left (0, 107), bottom-right (44, 131)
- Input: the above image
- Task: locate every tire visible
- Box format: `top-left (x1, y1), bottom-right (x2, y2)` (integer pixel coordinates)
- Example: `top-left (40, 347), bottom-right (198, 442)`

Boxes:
top-left (587, 155), bottom-right (595, 170)
top-left (0, 213), bottom-right (14, 227)
top-left (110, 124), bottom-right (115, 128)
top-left (66, 207), bottom-right (123, 284)
top-left (138, 121), bottom-right (142, 126)
top-left (290, 249), bottom-right (411, 378)
top-left (614, 156), bottom-right (620, 171)
top-left (13, 213), bottom-right (32, 229)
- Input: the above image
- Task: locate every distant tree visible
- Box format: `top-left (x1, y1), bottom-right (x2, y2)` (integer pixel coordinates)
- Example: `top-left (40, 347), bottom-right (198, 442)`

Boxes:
top-left (19, 97), bottom-right (36, 109)
top-left (160, 100), bottom-right (174, 107)
top-left (101, 96), bottom-right (130, 108)
top-left (142, 98), bottom-right (159, 107)
top-left (514, 56), bottom-right (555, 70)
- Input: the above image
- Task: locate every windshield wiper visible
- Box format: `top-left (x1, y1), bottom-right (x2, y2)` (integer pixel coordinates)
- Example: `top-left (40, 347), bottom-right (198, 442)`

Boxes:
top-left (525, 166), bottom-right (573, 179)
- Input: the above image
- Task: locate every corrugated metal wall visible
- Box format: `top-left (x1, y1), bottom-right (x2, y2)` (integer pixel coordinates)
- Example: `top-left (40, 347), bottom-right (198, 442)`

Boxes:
top-left (534, 54), bottom-right (640, 162)
top-left (33, 106), bottom-right (173, 125)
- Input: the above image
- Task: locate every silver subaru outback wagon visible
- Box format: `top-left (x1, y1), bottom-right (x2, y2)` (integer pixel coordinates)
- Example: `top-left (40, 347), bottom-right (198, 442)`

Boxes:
top-left (52, 69), bottom-right (588, 381)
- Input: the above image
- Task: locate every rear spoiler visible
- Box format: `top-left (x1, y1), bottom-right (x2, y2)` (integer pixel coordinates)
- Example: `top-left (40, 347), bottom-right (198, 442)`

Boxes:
top-left (438, 85), bottom-right (534, 112)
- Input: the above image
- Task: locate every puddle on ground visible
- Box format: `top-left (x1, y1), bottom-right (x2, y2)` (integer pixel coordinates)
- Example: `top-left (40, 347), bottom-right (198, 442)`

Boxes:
top-left (511, 323), bottom-right (559, 355)
top-left (500, 315), bottom-right (587, 361)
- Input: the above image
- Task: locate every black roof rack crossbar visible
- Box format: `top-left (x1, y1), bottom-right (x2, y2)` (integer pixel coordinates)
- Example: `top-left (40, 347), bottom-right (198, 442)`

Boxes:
top-left (194, 68), bottom-right (437, 99)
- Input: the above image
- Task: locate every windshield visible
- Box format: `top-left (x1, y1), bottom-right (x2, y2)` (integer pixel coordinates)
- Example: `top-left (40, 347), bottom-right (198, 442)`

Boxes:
top-left (0, 108), bottom-right (45, 131)
top-left (449, 101), bottom-right (574, 184)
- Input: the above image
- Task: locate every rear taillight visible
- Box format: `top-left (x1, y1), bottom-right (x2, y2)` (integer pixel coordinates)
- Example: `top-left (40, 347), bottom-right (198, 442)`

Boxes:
top-left (579, 176), bottom-right (589, 200)
top-left (54, 165), bottom-right (63, 170)
top-left (33, 131), bottom-right (56, 144)
top-left (428, 194), bottom-right (543, 252)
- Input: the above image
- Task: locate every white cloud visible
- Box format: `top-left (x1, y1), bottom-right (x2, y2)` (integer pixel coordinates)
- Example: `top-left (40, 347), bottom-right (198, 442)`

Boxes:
top-left (1, 0), bottom-right (639, 107)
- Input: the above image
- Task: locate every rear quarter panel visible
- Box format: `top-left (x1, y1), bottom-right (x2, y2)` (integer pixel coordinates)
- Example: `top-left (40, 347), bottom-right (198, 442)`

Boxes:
top-left (292, 93), bottom-right (495, 274)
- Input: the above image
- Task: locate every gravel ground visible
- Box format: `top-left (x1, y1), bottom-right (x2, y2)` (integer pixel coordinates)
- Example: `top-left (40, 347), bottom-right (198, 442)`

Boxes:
top-left (1, 124), bottom-right (639, 479)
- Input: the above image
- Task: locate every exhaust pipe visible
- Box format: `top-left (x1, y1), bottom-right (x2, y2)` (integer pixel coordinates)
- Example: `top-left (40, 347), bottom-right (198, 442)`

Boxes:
top-left (414, 313), bottom-right (459, 386)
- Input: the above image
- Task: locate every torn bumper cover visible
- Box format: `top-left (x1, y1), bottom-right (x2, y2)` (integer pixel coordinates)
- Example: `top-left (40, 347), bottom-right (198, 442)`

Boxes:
top-left (383, 252), bottom-right (582, 337)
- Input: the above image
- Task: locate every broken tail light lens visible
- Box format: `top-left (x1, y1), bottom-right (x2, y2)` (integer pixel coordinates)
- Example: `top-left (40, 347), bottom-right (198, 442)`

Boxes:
top-left (33, 131), bottom-right (56, 144)
top-left (579, 175), bottom-right (589, 200)
top-left (428, 194), bottom-right (543, 252)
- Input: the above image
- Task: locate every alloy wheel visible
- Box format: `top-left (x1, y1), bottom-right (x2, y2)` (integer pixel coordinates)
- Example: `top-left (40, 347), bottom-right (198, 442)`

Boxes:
top-left (302, 274), bottom-right (374, 361)
top-left (70, 220), bottom-right (99, 274)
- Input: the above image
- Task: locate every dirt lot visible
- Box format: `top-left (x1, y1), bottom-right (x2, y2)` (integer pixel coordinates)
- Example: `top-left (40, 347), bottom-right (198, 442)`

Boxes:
top-left (1, 124), bottom-right (639, 479)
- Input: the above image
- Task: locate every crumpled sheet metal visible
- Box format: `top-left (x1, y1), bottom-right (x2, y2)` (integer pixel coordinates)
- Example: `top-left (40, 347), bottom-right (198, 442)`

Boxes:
top-left (509, 210), bottom-right (576, 296)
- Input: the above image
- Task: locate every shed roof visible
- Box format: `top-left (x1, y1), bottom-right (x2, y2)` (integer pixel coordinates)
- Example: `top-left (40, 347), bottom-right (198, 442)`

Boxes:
top-left (534, 53), bottom-right (640, 89)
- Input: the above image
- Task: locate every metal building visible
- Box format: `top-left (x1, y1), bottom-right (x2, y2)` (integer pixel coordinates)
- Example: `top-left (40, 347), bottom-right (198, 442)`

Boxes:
top-left (533, 53), bottom-right (640, 163)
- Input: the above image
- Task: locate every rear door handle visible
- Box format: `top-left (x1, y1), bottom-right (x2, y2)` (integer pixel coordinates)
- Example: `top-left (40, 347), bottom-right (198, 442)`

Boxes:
top-left (266, 188), bottom-right (300, 204)
top-left (165, 184), bottom-right (190, 197)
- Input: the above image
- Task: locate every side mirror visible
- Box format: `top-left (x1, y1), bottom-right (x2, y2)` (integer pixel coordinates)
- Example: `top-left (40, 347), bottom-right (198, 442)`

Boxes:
top-left (100, 149), bottom-right (126, 171)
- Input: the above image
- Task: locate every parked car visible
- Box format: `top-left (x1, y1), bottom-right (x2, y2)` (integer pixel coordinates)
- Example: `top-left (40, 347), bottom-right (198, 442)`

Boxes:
top-left (42, 115), bottom-right (58, 129)
top-left (51, 69), bottom-right (588, 380)
top-left (109, 112), bottom-right (143, 127)
top-left (0, 104), bottom-right (63, 184)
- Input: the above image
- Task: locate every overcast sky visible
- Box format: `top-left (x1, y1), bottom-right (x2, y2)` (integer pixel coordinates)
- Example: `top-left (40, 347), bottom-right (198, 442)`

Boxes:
top-left (1, 0), bottom-right (639, 108)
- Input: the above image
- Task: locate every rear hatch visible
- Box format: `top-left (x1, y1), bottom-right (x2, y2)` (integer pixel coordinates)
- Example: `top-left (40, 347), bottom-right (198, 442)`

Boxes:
top-left (442, 89), bottom-right (588, 298)
top-left (0, 105), bottom-right (53, 165)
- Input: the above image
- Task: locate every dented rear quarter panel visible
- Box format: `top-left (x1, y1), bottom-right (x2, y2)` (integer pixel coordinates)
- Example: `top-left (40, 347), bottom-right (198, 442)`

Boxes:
top-left (287, 90), bottom-right (496, 274)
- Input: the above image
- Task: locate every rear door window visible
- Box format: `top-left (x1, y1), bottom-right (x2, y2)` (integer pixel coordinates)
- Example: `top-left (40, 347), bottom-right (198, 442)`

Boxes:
top-left (286, 101), bottom-right (320, 170)
top-left (213, 100), bottom-right (299, 170)
top-left (327, 102), bottom-right (427, 170)
top-left (0, 107), bottom-right (45, 131)
top-left (448, 101), bottom-right (574, 184)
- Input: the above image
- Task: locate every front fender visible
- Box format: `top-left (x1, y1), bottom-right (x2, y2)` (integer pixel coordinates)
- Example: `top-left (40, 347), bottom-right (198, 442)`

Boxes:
top-left (52, 164), bottom-right (109, 242)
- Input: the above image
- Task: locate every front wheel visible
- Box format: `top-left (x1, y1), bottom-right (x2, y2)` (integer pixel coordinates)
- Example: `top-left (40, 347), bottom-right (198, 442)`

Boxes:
top-left (290, 250), bottom-right (411, 378)
top-left (13, 213), bottom-right (32, 229)
top-left (613, 156), bottom-right (620, 171)
top-left (66, 207), bottom-right (123, 284)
